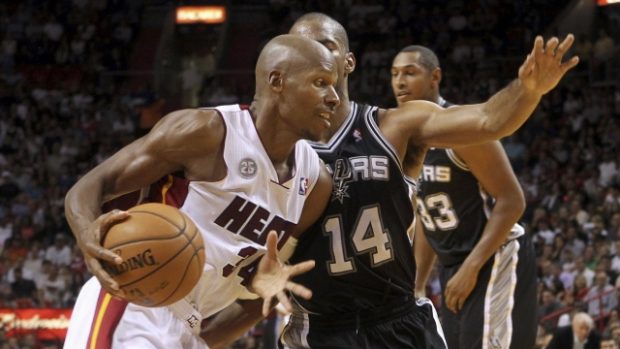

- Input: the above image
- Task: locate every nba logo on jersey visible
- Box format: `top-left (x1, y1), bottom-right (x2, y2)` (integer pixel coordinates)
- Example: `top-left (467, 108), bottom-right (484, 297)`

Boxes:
top-left (299, 177), bottom-right (309, 195)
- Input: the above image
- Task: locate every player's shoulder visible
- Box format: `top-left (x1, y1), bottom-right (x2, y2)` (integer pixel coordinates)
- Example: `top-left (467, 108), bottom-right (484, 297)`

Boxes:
top-left (158, 108), bottom-right (225, 130)
top-left (149, 108), bottom-right (226, 152)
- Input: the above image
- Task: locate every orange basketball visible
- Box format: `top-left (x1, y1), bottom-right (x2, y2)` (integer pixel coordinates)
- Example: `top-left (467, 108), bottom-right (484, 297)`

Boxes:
top-left (100, 203), bottom-right (205, 307)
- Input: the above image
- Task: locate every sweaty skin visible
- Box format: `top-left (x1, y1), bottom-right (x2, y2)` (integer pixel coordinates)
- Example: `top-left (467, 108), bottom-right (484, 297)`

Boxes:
top-left (65, 34), bottom-right (340, 319)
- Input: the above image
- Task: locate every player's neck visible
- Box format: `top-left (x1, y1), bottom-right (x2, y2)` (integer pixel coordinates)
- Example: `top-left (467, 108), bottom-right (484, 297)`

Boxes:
top-left (251, 101), bottom-right (298, 166)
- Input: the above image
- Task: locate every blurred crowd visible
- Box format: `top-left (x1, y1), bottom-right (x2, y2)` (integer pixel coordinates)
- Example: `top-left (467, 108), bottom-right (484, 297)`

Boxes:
top-left (0, 0), bottom-right (619, 348)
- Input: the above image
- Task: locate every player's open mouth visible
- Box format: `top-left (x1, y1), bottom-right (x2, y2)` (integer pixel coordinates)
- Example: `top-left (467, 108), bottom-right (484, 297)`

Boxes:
top-left (396, 91), bottom-right (409, 97)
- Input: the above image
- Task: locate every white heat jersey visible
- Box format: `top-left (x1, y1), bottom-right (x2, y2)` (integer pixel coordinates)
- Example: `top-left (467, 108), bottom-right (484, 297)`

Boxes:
top-left (180, 104), bottom-right (320, 318)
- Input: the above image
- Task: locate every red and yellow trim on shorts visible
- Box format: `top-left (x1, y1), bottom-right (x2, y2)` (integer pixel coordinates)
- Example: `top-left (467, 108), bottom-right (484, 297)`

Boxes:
top-left (86, 288), bottom-right (129, 349)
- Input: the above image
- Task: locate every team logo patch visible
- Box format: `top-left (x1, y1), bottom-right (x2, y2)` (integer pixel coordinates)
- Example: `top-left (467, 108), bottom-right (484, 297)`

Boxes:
top-left (299, 177), bottom-right (309, 196)
top-left (239, 158), bottom-right (257, 178)
top-left (331, 158), bottom-right (352, 203)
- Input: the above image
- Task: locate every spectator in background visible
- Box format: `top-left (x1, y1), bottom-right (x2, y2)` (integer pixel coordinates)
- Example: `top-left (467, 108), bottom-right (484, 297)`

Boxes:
top-left (38, 264), bottom-right (67, 307)
top-left (573, 274), bottom-right (592, 302)
top-left (22, 242), bottom-right (43, 278)
top-left (576, 256), bottom-right (597, 287)
top-left (586, 271), bottom-right (618, 320)
top-left (44, 234), bottom-right (70, 267)
top-left (546, 312), bottom-right (600, 349)
top-left (10, 267), bottom-right (37, 307)
top-left (539, 288), bottom-right (563, 329)
top-left (600, 334), bottom-right (618, 349)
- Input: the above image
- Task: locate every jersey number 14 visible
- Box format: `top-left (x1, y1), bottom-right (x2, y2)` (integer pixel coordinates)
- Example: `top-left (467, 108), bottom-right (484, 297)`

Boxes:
top-left (323, 205), bottom-right (393, 275)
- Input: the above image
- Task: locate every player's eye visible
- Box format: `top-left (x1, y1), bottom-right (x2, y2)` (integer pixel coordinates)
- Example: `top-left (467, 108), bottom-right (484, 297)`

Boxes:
top-left (314, 79), bottom-right (327, 87)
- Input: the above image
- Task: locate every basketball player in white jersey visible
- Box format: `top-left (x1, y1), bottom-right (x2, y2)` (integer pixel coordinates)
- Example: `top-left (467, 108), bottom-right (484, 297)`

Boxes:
top-left (63, 34), bottom-right (339, 348)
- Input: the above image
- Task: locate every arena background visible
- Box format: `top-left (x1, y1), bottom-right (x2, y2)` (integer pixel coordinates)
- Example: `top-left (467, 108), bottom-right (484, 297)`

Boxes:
top-left (0, 0), bottom-right (618, 348)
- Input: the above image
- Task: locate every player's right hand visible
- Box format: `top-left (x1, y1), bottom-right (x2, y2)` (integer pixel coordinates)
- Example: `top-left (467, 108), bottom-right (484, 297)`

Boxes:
top-left (79, 209), bottom-right (129, 294)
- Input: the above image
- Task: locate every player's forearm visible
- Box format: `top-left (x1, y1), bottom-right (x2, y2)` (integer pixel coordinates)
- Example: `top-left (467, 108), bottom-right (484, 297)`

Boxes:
top-left (461, 197), bottom-right (525, 272)
top-left (201, 299), bottom-right (265, 349)
top-left (480, 79), bottom-right (542, 139)
top-left (64, 174), bottom-right (105, 244)
top-left (413, 221), bottom-right (436, 296)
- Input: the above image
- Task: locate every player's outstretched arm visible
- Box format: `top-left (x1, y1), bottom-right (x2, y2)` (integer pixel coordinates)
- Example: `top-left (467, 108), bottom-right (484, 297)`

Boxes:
top-left (64, 109), bottom-right (224, 293)
top-left (249, 231), bottom-right (315, 316)
top-left (388, 35), bottom-right (578, 149)
top-left (443, 141), bottom-right (525, 313)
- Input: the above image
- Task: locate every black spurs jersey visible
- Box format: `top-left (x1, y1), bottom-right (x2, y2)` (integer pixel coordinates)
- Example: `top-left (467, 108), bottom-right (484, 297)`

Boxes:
top-left (289, 102), bottom-right (415, 315)
top-left (416, 147), bottom-right (491, 267)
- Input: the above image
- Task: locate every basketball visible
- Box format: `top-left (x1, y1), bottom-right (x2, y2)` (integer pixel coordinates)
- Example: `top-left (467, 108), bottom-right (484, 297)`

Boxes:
top-left (100, 203), bottom-right (205, 307)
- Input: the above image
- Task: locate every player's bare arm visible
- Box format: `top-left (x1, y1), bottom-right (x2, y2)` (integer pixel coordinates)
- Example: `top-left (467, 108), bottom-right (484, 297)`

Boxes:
top-left (381, 35), bottom-right (578, 156)
top-left (64, 109), bottom-right (225, 293)
top-left (201, 299), bottom-right (264, 349)
top-left (412, 201), bottom-right (437, 298)
top-left (443, 141), bottom-right (525, 313)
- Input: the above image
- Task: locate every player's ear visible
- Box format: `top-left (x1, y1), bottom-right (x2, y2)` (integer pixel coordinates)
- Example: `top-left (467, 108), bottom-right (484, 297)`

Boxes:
top-left (431, 67), bottom-right (442, 87)
top-left (344, 52), bottom-right (356, 75)
top-left (269, 71), bottom-right (284, 92)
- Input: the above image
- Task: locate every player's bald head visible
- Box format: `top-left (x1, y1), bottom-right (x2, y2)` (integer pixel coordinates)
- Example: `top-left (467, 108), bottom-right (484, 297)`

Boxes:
top-left (289, 12), bottom-right (349, 52)
top-left (255, 34), bottom-right (336, 95)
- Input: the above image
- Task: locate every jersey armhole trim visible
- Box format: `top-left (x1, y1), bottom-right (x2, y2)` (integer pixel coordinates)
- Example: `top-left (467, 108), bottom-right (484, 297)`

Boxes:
top-left (365, 106), bottom-right (405, 173)
top-left (446, 149), bottom-right (469, 171)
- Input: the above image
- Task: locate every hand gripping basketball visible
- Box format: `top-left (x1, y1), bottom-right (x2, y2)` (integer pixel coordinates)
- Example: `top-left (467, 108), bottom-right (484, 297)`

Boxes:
top-left (80, 209), bottom-right (129, 295)
top-left (99, 203), bottom-right (205, 307)
top-left (249, 231), bottom-right (316, 316)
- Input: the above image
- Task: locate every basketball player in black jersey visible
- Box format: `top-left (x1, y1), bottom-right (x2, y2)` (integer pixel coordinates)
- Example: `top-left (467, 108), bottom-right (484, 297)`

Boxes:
top-left (201, 13), bottom-right (578, 349)
top-left (391, 45), bottom-right (537, 349)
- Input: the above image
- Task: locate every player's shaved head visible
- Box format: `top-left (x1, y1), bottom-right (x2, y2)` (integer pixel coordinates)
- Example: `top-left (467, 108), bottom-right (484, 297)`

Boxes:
top-left (255, 34), bottom-right (336, 96)
top-left (289, 12), bottom-right (349, 52)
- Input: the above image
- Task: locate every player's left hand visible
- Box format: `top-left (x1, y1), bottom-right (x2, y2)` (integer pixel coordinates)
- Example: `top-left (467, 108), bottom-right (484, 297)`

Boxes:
top-left (444, 263), bottom-right (479, 313)
top-left (518, 34), bottom-right (579, 95)
top-left (250, 231), bottom-right (315, 316)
